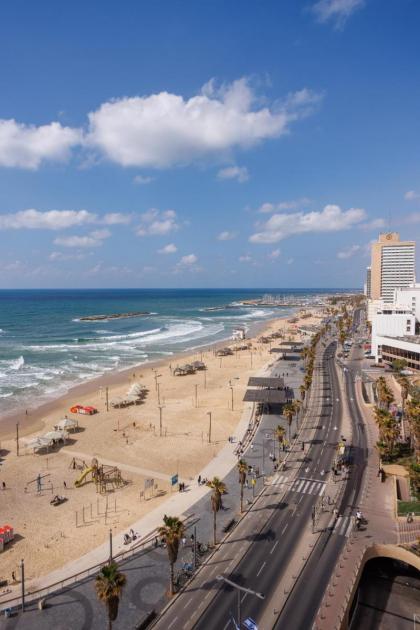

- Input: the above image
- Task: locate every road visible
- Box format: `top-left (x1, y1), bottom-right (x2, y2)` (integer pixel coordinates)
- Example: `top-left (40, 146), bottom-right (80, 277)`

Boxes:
top-left (154, 338), bottom-right (344, 629)
top-left (273, 332), bottom-right (368, 628)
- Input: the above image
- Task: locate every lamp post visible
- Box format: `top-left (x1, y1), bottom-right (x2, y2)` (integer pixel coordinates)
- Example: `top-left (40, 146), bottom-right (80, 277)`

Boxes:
top-left (109, 528), bottom-right (113, 562)
top-left (207, 411), bottom-right (212, 444)
top-left (158, 405), bottom-right (164, 437)
top-left (20, 558), bottom-right (25, 612)
top-left (216, 574), bottom-right (264, 628)
top-left (230, 386), bottom-right (234, 411)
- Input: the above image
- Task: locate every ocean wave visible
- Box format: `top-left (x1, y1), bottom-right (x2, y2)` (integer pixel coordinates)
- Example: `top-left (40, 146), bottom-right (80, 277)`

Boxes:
top-left (0, 392), bottom-right (13, 398)
top-left (9, 356), bottom-right (25, 370)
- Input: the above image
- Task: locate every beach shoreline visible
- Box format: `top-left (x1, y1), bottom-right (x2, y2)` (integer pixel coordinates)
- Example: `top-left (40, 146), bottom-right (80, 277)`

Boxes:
top-left (0, 310), bottom-right (323, 583)
top-left (0, 317), bottom-right (276, 441)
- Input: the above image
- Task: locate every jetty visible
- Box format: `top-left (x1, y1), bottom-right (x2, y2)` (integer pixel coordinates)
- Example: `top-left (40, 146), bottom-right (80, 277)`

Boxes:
top-left (79, 311), bottom-right (150, 321)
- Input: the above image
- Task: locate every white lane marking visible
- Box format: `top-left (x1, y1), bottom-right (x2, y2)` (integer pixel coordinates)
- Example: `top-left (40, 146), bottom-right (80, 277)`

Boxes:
top-left (319, 484), bottom-right (326, 496)
top-left (183, 598), bottom-right (193, 610)
top-left (281, 524), bottom-right (288, 535)
top-left (241, 592), bottom-right (248, 603)
top-left (301, 481), bottom-right (311, 493)
top-left (223, 622), bottom-right (230, 630)
top-left (345, 518), bottom-right (354, 537)
top-left (168, 617), bottom-right (178, 629)
top-left (256, 561), bottom-right (266, 577)
top-left (296, 480), bottom-right (305, 492)
top-left (298, 477), bottom-right (326, 484)
top-left (270, 540), bottom-right (279, 554)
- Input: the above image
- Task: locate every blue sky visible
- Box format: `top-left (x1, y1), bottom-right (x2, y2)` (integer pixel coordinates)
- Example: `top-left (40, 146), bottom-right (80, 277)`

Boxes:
top-left (0, 0), bottom-right (420, 289)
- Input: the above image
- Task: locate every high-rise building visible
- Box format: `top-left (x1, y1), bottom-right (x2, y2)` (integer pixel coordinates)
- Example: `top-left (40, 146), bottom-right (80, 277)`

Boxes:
top-left (365, 266), bottom-right (371, 298)
top-left (370, 232), bottom-right (415, 302)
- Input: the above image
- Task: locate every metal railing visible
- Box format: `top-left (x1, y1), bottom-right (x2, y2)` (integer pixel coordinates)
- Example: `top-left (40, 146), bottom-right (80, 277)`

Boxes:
top-left (0, 513), bottom-right (196, 612)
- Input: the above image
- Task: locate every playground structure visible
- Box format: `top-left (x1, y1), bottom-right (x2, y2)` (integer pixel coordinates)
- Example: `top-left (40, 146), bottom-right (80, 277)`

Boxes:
top-left (73, 457), bottom-right (124, 494)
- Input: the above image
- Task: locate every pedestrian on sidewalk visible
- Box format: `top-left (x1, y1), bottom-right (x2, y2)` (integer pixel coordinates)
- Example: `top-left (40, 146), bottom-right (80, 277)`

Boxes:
top-left (197, 475), bottom-right (201, 485)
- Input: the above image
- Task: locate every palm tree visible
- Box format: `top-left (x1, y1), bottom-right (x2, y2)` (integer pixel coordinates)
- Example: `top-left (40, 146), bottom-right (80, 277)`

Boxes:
top-left (95, 562), bottom-right (126, 630)
top-left (158, 515), bottom-right (185, 595)
top-left (237, 459), bottom-right (248, 513)
top-left (293, 400), bottom-right (302, 429)
top-left (207, 477), bottom-right (227, 545)
top-left (397, 376), bottom-right (409, 440)
top-left (275, 424), bottom-right (285, 458)
top-left (299, 384), bottom-right (306, 405)
top-left (283, 402), bottom-right (295, 442)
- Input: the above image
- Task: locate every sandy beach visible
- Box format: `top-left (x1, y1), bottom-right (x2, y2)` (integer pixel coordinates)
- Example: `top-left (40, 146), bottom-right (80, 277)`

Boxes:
top-left (0, 310), bottom-right (323, 583)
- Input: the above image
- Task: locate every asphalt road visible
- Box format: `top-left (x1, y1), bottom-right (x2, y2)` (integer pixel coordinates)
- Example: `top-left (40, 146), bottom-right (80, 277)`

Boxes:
top-left (273, 337), bottom-right (368, 629)
top-left (153, 339), bottom-right (342, 630)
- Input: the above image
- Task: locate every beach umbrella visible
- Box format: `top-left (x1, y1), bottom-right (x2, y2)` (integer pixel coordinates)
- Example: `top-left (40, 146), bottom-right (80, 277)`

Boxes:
top-left (43, 430), bottom-right (68, 441)
top-left (56, 417), bottom-right (78, 431)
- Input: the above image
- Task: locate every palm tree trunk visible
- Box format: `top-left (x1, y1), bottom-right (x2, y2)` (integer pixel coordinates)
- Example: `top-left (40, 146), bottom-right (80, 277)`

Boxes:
top-left (170, 561), bottom-right (174, 596)
top-left (213, 509), bottom-right (217, 546)
top-left (240, 481), bottom-right (243, 513)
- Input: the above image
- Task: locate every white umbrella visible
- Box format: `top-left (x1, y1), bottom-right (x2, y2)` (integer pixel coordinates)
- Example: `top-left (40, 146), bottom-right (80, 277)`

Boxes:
top-left (56, 417), bottom-right (78, 431)
top-left (24, 436), bottom-right (52, 451)
top-left (43, 430), bottom-right (68, 441)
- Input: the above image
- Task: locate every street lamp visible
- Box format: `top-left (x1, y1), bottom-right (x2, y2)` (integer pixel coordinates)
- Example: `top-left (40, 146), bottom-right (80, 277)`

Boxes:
top-left (207, 411), bottom-right (212, 443)
top-left (216, 574), bottom-right (264, 628)
top-left (158, 405), bottom-right (164, 437)
top-left (230, 386), bottom-right (234, 411)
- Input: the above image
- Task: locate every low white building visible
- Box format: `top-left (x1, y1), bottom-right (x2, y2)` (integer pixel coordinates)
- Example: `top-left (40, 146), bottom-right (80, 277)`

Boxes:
top-left (371, 305), bottom-right (416, 361)
top-left (374, 334), bottom-right (420, 371)
top-left (393, 283), bottom-right (420, 319)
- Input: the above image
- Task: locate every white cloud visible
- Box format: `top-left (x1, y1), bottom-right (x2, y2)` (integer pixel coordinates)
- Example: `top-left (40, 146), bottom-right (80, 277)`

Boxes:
top-left (0, 209), bottom-right (96, 230)
top-left (158, 243), bottom-right (178, 254)
top-left (217, 230), bottom-right (237, 241)
top-left (49, 251), bottom-right (90, 261)
top-left (258, 198), bottom-right (311, 213)
top-left (268, 248), bottom-right (281, 259)
top-left (249, 204), bottom-right (366, 244)
top-left (217, 165), bottom-right (249, 183)
top-left (137, 209), bottom-right (179, 236)
top-left (179, 254), bottom-right (197, 266)
top-left (239, 255), bottom-right (253, 263)
top-left (311, 0), bottom-right (365, 28)
top-left (337, 244), bottom-right (361, 259)
top-left (103, 212), bottom-right (132, 225)
top-left (359, 218), bottom-right (386, 230)
top-left (86, 78), bottom-right (322, 168)
top-left (54, 229), bottom-right (111, 248)
top-left (133, 174), bottom-right (154, 185)
top-left (0, 119), bottom-right (81, 169)
top-left (405, 190), bottom-right (420, 201)
top-left (0, 209), bottom-right (130, 230)
top-left (287, 257), bottom-right (294, 265)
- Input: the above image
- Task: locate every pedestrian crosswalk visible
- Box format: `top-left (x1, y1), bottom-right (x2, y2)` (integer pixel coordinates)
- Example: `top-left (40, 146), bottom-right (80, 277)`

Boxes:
top-left (333, 515), bottom-right (353, 538)
top-left (270, 473), bottom-right (326, 497)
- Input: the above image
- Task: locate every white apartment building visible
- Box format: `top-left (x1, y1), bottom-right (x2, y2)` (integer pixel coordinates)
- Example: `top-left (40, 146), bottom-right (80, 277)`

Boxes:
top-left (370, 233), bottom-right (416, 303)
top-left (381, 242), bottom-right (416, 302)
top-left (393, 283), bottom-right (420, 318)
top-left (371, 305), bottom-right (416, 361)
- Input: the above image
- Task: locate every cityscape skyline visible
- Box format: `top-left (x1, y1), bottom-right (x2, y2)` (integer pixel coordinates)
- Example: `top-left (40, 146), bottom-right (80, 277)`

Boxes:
top-left (1, 0), bottom-right (420, 288)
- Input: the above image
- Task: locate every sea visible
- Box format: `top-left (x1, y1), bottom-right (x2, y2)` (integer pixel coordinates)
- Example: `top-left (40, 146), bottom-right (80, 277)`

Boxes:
top-left (0, 288), bottom-right (341, 417)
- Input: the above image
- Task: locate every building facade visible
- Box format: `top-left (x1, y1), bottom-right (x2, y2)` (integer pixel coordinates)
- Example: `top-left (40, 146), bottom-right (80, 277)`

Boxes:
top-left (370, 232), bottom-right (415, 302)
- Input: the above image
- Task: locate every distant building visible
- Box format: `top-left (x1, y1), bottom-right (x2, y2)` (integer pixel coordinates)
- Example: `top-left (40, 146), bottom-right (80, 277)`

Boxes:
top-left (365, 266), bottom-right (371, 299)
top-left (370, 232), bottom-right (415, 302)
